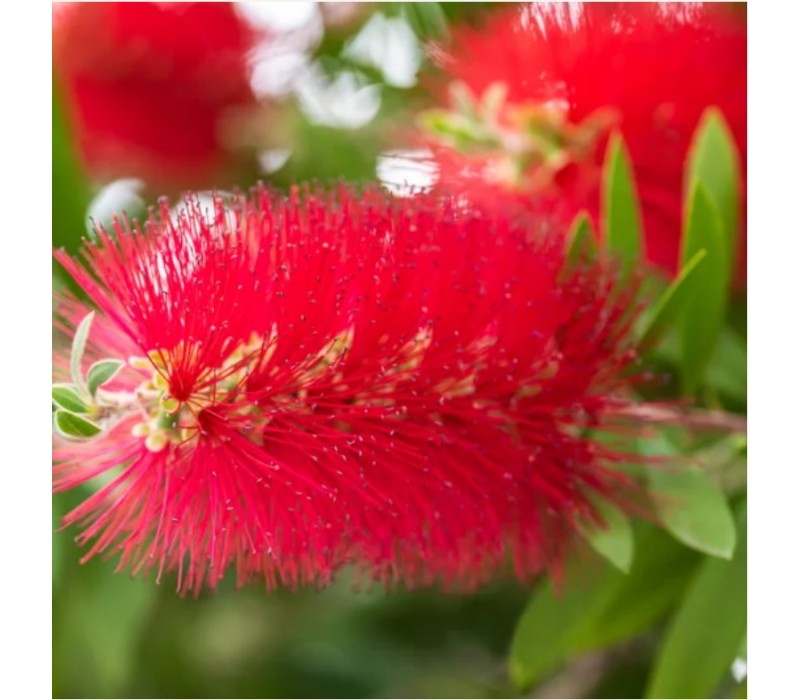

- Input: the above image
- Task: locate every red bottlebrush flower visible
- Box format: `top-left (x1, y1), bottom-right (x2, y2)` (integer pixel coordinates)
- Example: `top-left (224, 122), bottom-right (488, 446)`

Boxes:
top-left (53, 2), bottom-right (260, 188)
top-left (424, 2), bottom-right (746, 281)
top-left (53, 186), bottom-right (645, 595)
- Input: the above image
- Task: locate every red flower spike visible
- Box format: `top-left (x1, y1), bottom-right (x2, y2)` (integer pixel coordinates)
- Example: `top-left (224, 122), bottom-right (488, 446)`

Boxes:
top-left (53, 2), bottom-right (261, 187)
top-left (54, 186), bottom-right (646, 595)
top-left (425, 2), bottom-right (746, 282)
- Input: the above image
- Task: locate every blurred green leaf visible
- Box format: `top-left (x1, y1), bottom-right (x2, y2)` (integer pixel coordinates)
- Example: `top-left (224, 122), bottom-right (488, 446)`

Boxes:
top-left (572, 526), bottom-right (699, 653)
top-left (54, 409), bottom-right (101, 440)
top-left (602, 132), bottom-right (643, 278)
top-left (397, 2), bottom-right (450, 40)
top-left (679, 184), bottom-right (727, 394)
top-left (686, 108), bottom-right (742, 277)
top-left (708, 327), bottom-right (748, 405)
top-left (53, 81), bottom-right (90, 255)
top-left (509, 525), bottom-right (699, 690)
top-left (565, 211), bottom-right (597, 267)
top-left (56, 563), bottom-right (160, 697)
top-left (87, 359), bottom-right (124, 397)
top-left (646, 503), bottom-right (747, 698)
top-left (52, 383), bottom-right (91, 414)
top-left (639, 249), bottom-right (706, 351)
top-left (509, 566), bottom-right (617, 691)
top-left (580, 500), bottom-right (634, 573)
top-left (643, 435), bottom-right (736, 559)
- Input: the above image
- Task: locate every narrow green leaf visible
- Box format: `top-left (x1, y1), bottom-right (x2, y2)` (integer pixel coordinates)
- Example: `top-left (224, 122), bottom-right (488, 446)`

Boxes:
top-left (52, 384), bottom-right (91, 414)
top-left (679, 185), bottom-right (727, 394)
top-left (643, 435), bottom-right (736, 559)
top-left (571, 525), bottom-right (699, 653)
top-left (509, 565), bottom-right (619, 691)
top-left (564, 211), bottom-right (597, 266)
top-left (707, 327), bottom-right (748, 404)
top-left (70, 311), bottom-right (94, 392)
top-left (646, 503), bottom-right (747, 699)
top-left (54, 409), bottom-right (101, 440)
top-left (639, 249), bottom-right (707, 351)
top-left (87, 360), bottom-right (124, 397)
top-left (399, 2), bottom-right (449, 40)
top-left (686, 107), bottom-right (742, 277)
top-left (580, 499), bottom-right (634, 573)
top-left (509, 525), bottom-right (698, 690)
top-left (602, 132), bottom-right (643, 277)
top-left (53, 81), bottom-right (90, 253)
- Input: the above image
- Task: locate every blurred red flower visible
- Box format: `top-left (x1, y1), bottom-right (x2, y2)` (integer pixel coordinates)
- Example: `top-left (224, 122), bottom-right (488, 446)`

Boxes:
top-left (53, 2), bottom-right (260, 188)
top-left (425, 2), bottom-right (746, 281)
top-left (54, 187), bottom-right (646, 594)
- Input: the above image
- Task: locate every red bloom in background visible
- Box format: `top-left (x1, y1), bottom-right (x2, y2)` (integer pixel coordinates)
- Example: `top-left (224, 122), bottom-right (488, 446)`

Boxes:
top-left (53, 2), bottom-right (260, 188)
top-left (54, 186), bottom-right (645, 595)
top-left (425, 2), bottom-right (746, 280)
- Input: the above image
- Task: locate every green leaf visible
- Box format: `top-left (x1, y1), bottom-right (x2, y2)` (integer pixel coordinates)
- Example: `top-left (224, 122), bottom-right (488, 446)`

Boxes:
top-left (398, 2), bottom-right (449, 40)
top-left (571, 525), bottom-right (699, 653)
top-left (686, 107), bottom-right (742, 277)
top-left (565, 211), bottom-right (597, 266)
top-left (54, 409), bottom-right (101, 440)
top-left (509, 565), bottom-right (619, 691)
top-left (643, 435), bottom-right (736, 559)
top-left (580, 499), bottom-right (634, 573)
top-left (646, 503), bottom-right (747, 698)
top-left (679, 185), bottom-right (727, 394)
top-left (52, 384), bottom-right (91, 414)
top-left (70, 311), bottom-right (94, 392)
top-left (87, 360), bottom-right (124, 397)
top-left (707, 327), bottom-right (748, 404)
top-left (602, 132), bottom-right (643, 278)
top-left (53, 81), bottom-right (90, 253)
top-left (639, 249), bottom-right (707, 351)
top-left (509, 525), bottom-right (698, 690)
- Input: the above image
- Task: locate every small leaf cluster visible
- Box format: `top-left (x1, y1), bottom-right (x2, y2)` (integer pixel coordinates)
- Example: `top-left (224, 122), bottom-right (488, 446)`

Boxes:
top-left (52, 312), bottom-right (123, 440)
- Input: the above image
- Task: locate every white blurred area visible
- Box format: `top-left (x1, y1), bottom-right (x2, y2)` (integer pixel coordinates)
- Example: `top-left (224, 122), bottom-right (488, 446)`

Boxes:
top-left (241, 2), bottom-right (421, 132)
top-left (86, 178), bottom-right (146, 234)
top-left (343, 12), bottom-right (422, 88)
top-left (376, 149), bottom-right (439, 196)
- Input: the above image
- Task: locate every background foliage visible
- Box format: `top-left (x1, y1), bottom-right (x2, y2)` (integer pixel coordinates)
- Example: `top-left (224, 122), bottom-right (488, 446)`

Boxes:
top-left (53, 3), bottom-right (746, 698)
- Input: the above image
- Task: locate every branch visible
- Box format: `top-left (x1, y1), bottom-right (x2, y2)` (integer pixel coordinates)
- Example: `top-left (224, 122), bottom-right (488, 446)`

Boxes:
top-left (614, 405), bottom-right (747, 434)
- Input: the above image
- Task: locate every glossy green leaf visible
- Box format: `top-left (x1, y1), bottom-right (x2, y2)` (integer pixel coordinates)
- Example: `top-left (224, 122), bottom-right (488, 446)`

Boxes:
top-left (646, 503), bottom-right (747, 698)
top-left (643, 435), bottom-right (736, 559)
top-left (52, 384), bottom-right (91, 414)
top-left (602, 132), bottom-right (643, 277)
top-left (509, 565), bottom-right (618, 691)
top-left (571, 525), bottom-right (699, 653)
top-left (70, 311), bottom-right (94, 391)
top-left (639, 249), bottom-right (707, 351)
top-left (679, 185), bottom-right (727, 394)
top-left (509, 525), bottom-right (698, 690)
top-left (54, 409), bottom-right (101, 440)
top-left (87, 359), bottom-right (124, 397)
top-left (686, 107), bottom-right (742, 277)
top-left (565, 211), bottom-right (597, 266)
top-left (580, 500), bottom-right (634, 573)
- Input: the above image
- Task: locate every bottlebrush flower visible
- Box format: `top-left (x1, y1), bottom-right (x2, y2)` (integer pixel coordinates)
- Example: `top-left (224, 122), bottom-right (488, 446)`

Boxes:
top-left (53, 186), bottom-right (646, 595)
top-left (422, 2), bottom-right (746, 280)
top-left (53, 2), bottom-right (260, 188)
